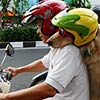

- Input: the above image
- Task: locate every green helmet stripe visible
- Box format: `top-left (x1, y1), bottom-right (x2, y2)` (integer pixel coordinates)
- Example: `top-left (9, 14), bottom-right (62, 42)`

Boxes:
top-left (52, 14), bottom-right (90, 37)
top-left (60, 22), bottom-right (90, 37)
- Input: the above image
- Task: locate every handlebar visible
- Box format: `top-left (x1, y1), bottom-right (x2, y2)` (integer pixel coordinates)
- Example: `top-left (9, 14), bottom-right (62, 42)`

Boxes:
top-left (0, 69), bottom-right (12, 81)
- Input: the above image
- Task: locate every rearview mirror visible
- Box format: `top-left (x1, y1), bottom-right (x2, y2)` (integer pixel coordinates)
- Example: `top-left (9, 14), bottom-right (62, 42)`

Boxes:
top-left (5, 44), bottom-right (15, 57)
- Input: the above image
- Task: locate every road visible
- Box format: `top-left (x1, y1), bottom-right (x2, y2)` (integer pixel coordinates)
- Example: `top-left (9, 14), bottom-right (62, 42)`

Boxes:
top-left (0, 47), bottom-right (50, 92)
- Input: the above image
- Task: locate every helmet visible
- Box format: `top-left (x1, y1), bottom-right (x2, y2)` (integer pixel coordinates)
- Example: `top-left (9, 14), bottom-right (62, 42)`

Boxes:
top-left (22, 0), bottom-right (69, 36)
top-left (52, 8), bottom-right (98, 46)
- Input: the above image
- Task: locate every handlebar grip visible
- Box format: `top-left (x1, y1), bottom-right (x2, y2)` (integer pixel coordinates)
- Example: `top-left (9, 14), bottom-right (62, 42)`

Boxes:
top-left (0, 70), bottom-right (12, 81)
top-left (5, 71), bottom-right (12, 81)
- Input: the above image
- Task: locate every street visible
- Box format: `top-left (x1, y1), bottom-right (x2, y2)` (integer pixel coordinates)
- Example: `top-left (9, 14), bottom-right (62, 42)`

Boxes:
top-left (0, 47), bottom-right (50, 92)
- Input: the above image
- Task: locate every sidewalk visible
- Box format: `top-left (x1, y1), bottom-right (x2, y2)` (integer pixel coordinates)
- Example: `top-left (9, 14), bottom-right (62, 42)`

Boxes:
top-left (0, 41), bottom-right (48, 48)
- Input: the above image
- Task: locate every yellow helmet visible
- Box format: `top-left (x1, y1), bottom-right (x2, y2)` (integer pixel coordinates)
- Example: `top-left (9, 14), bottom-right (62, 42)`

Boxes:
top-left (52, 8), bottom-right (98, 46)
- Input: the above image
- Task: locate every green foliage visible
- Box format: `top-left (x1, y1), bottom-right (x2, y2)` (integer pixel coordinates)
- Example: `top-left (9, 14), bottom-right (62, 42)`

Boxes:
top-left (64, 0), bottom-right (91, 8)
top-left (0, 0), bottom-right (40, 42)
top-left (72, 0), bottom-right (91, 8)
top-left (0, 0), bottom-right (29, 26)
top-left (0, 26), bottom-right (41, 42)
top-left (2, 15), bottom-right (9, 21)
top-left (0, 0), bottom-right (29, 11)
top-left (13, 0), bottom-right (29, 13)
top-left (0, 0), bottom-right (7, 6)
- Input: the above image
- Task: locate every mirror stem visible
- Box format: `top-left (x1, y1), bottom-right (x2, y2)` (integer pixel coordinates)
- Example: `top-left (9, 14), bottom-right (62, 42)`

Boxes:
top-left (0, 53), bottom-right (7, 69)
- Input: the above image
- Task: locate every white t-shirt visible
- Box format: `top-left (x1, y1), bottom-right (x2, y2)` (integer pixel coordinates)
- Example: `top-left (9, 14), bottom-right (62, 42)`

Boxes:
top-left (41, 45), bottom-right (89, 100)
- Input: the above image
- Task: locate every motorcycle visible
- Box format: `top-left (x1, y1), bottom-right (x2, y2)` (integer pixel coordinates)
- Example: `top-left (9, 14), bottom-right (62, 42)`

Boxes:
top-left (29, 70), bottom-right (48, 87)
top-left (0, 43), bottom-right (47, 93)
top-left (0, 43), bottom-right (14, 93)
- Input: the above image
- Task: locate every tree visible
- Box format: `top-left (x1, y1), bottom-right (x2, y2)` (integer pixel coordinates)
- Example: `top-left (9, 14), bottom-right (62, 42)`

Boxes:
top-left (0, 0), bottom-right (29, 28)
top-left (64, 0), bottom-right (91, 8)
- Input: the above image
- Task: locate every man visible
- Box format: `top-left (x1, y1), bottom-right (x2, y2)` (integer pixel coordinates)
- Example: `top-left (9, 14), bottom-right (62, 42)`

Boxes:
top-left (0, 1), bottom-right (90, 100)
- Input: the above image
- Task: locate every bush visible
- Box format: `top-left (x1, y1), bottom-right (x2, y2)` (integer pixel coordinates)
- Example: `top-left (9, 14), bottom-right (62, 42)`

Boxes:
top-left (0, 26), bottom-right (41, 42)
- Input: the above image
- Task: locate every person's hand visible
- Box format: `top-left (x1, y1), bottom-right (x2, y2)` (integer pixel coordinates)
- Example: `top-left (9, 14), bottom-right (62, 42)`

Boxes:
top-left (5, 67), bottom-right (19, 77)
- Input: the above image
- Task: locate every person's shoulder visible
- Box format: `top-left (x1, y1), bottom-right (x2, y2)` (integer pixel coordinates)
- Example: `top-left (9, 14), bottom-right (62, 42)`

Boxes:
top-left (63, 44), bottom-right (79, 50)
top-left (59, 44), bottom-right (80, 54)
top-left (50, 45), bottom-right (79, 54)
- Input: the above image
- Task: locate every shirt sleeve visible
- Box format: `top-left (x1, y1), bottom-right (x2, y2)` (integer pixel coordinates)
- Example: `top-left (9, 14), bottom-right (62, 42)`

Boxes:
top-left (41, 51), bottom-right (51, 68)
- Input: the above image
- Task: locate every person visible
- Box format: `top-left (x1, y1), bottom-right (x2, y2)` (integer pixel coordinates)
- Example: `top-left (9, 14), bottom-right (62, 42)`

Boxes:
top-left (0, 1), bottom-right (93, 100)
top-left (92, 4), bottom-right (100, 23)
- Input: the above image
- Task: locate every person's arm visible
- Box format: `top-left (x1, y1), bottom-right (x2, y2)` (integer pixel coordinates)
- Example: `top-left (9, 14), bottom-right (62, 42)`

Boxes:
top-left (17, 59), bottom-right (47, 73)
top-left (0, 82), bottom-right (58, 100)
top-left (7, 59), bottom-right (47, 77)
